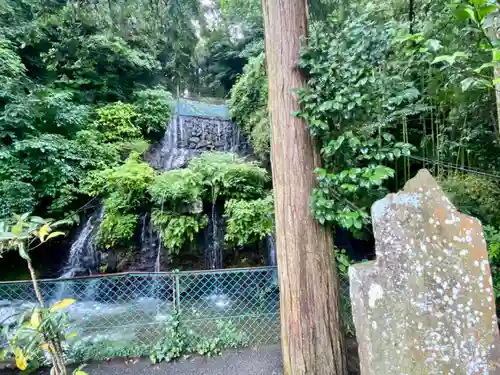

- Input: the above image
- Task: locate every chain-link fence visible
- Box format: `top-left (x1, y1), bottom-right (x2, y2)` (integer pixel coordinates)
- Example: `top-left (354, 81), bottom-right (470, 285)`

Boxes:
top-left (0, 267), bottom-right (352, 361)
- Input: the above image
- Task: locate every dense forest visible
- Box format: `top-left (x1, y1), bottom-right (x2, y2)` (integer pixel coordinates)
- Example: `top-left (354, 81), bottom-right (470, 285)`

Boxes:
top-left (1, 0), bottom-right (500, 374)
top-left (1, 0), bottom-right (500, 287)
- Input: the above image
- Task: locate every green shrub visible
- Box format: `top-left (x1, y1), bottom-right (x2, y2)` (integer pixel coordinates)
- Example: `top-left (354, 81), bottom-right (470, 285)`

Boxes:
top-left (151, 210), bottom-right (208, 255)
top-left (149, 168), bottom-right (203, 208)
top-left (440, 173), bottom-right (500, 227)
top-left (0, 181), bottom-right (36, 219)
top-left (228, 53), bottom-right (270, 159)
top-left (85, 153), bottom-right (155, 207)
top-left (98, 211), bottom-right (138, 248)
top-left (484, 225), bottom-right (500, 306)
top-left (224, 195), bottom-right (274, 246)
top-left (188, 152), bottom-right (269, 201)
top-left (85, 154), bottom-right (155, 247)
top-left (133, 87), bottom-right (173, 138)
top-left (93, 102), bottom-right (141, 142)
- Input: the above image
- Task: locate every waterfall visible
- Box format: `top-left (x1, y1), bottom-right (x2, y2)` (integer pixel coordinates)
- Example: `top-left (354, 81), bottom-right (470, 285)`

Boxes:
top-left (60, 204), bottom-right (104, 278)
top-left (265, 235), bottom-right (277, 267)
top-left (145, 106), bottom-right (247, 272)
top-left (206, 193), bottom-right (223, 270)
top-left (63, 100), bottom-right (247, 277)
top-left (56, 204), bottom-right (104, 300)
top-left (155, 191), bottom-right (167, 273)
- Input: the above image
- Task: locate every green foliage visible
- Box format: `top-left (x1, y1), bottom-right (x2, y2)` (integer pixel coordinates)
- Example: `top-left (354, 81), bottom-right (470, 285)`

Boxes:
top-left (0, 181), bottom-right (36, 218)
top-left (149, 169), bottom-right (203, 207)
top-left (189, 152), bottom-right (269, 201)
top-left (0, 214), bottom-right (75, 374)
top-left (86, 153), bottom-right (155, 207)
top-left (68, 339), bottom-right (151, 363)
top-left (133, 87), bottom-right (173, 138)
top-left (433, 0), bottom-right (500, 91)
top-left (151, 210), bottom-right (208, 255)
top-left (228, 53), bottom-right (270, 159)
top-left (0, 213), bottom-right (69, 260)
top-left (86, 154), bottom-right (154, 247)
top-left (297, 12), bottom-right (420, 235)
top-left (485, 225), bottom-right (500, 305)
top-left (148, 152), bottom-right (270, 254)
top-left (193, 320), bottom-right (249, 357)
top-left (335, 248), bottom-right (352, 279)
top-left (440, 173), bottom-right (500, 227)
top-left (224, 195), bottom-right (274, 246)
top-left (98, 212), bottom-right (138, 249)
top-left (93, 102), bottom-right (141, 142)
top-left (150, 310), bottom-right (189, 364)
top-left (150, 310), bottom-right (249, 364)
top-left (1, 299), bottom-right (77, 372)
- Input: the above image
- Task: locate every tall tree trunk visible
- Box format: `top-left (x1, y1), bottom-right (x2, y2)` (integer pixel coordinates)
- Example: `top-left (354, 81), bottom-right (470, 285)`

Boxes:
top-left (261, 1), bottom-right (347, 374)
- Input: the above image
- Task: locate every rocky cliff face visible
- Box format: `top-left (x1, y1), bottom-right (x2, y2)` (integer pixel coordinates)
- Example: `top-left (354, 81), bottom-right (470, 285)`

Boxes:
top-left (146, 115), bottom-right (250, 171)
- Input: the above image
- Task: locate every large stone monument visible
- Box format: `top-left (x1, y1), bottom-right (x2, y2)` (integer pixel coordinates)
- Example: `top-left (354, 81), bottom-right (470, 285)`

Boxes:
top-left (350, 169), bottom-right (500, 374)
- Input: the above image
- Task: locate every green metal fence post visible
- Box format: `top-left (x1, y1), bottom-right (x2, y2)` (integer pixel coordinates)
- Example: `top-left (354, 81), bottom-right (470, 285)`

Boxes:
top-left (175, 271), bottom-right (181, 311)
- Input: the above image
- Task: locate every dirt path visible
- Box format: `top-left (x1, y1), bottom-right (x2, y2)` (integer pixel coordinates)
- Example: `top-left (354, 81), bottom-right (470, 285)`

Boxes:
top-left (2, 340), bottom-right (359, 375)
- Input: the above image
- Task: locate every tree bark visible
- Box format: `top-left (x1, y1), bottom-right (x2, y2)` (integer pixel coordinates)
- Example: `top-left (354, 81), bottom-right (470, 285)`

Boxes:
top-left (261, 1), bottom-right (347, 374)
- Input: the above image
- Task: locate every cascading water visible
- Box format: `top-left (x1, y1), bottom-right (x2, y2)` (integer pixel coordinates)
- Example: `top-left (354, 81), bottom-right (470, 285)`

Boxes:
top-left (206, 191), bottom-right (224, 270)
top-left (265, 235), bottom-right (277, 267)
top-left (56, 204), bottom-right (104, 299)
top-left (63, 204), bottom-right (104, 276)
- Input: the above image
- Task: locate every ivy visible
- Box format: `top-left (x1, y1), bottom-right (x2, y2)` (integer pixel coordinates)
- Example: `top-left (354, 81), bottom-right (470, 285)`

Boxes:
top-left (298, 14), bottom-right (420, 235)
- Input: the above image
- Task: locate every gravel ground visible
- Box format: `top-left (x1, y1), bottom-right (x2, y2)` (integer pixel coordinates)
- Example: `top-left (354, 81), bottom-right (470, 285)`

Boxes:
top-left (1, 340), bottom-right (359, 375)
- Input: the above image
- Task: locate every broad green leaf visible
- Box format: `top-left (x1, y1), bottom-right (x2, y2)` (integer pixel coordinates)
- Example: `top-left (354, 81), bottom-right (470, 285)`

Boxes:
top-left (461, 77), bottom-right (476, 92)
top-left (50, 298), bottom-right (76, 312)
top-left (478, 5), bottom-right (497, 22)
top-left (73, 371), bottom-right (88, 375)
top-left (462, 5), bottom-right (478, 23)
top-left (470, 0), bottom-right (487, 6)
top-left (19, 213), bottom-right (30, 221)
top-left (474, 62), bottom-right (495, 73)
top-left (29, 216), bottom-right (46, 224)
top-left (66, 332), bottom-right (78, 339)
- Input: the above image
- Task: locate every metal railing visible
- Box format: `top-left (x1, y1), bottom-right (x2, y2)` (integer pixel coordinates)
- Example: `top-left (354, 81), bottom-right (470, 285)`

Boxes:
top-left (0, 267), bottom-right (352, 361)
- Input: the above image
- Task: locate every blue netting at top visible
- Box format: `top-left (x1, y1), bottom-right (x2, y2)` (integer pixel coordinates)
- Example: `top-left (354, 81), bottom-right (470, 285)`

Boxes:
top-left (173, 98), bottom-right (230, 119)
